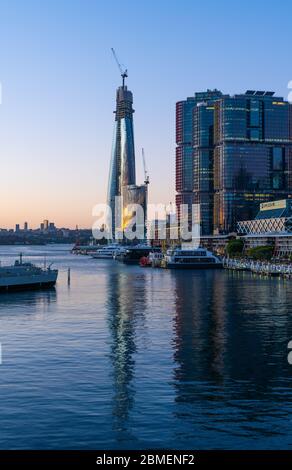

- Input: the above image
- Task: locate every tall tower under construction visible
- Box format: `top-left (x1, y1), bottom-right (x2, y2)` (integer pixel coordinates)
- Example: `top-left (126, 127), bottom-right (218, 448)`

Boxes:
top-left (107, 50), bottom-right (147, 239)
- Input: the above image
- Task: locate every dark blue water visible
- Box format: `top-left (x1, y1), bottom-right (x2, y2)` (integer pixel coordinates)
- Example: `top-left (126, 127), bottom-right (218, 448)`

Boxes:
top-left (0, 245), bottom-right (292, 449)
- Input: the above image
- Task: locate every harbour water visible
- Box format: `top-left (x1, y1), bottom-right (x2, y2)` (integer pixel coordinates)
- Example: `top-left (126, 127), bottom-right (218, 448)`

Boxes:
top-left (0, 245), bottom-right (292, 449)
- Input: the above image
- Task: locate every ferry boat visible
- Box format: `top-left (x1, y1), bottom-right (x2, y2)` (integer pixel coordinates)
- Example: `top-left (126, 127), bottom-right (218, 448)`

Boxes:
top-left (165, 247), bottom-right (223, 269)
top-left (118, 246), bottom-right (161, 265)
top-left (0, 254), bottom-right (58, 292)
top-left (91, 244), bottom-right (120, 259)
top-left (140, 250), bottom-right (164, 268)
top-left (113, 246), bottom-right (127, 260)
top-left (71, 244), bottom-right (101, 255)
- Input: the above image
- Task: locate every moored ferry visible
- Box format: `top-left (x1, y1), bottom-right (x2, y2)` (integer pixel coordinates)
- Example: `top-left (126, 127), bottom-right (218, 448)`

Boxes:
top-left (118, 246), bottom-right (161, 265)
top-left (91, 244), bottom-right (119, 259)
top-left (140, 250), bottom-right (164, 268)
top-left (165, 247), bottom-right (222, 269)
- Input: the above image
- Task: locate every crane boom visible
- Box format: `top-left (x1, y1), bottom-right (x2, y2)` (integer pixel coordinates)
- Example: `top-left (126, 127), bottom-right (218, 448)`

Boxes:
top-left (111, 48), bottom-right (128, 87)
top-left (142, 148), bottom-right (150, 185)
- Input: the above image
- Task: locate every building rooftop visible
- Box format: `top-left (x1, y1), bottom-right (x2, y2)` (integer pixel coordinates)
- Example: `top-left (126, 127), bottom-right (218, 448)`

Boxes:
top-left (245, 90), bottom-right (275, 96)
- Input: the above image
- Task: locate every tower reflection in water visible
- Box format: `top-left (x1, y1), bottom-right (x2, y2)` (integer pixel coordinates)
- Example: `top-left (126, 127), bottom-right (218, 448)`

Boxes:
top-left (106, 268), bottom-right (146, 443)
top-left (105, 266), bottom-right (292, 447)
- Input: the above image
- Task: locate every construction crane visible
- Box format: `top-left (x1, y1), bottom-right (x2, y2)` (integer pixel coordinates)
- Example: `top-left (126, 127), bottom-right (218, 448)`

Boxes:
top-left (111, 48), bottom-right (128, 88)
top-left (142, 148), bottom-right (150, 185)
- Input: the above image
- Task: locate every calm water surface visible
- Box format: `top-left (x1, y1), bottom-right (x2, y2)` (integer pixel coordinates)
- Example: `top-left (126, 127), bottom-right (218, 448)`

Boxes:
top-left (0, 245), bottom-right (292, 449)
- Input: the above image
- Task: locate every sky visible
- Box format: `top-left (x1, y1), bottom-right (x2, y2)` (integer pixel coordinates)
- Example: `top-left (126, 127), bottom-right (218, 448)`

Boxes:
top-left (0, 0), bottom-right (291, 228)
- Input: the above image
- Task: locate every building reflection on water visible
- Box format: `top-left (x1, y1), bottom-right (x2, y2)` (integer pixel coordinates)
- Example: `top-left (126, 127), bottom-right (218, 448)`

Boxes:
top-left (172, 270), bottom-right (228, 384)
top-left (171, 270), bottom-right (292, 436)
top-left (106, 268), bottom-right (146, 442)
top-left (104, 265), bottom-right (292, 445)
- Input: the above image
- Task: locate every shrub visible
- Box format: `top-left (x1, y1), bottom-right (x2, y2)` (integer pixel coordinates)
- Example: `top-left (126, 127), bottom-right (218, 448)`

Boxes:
top-left (226, 239), bottom-right (244, 256)
top-left (247, 245), bottom-right (274, 261)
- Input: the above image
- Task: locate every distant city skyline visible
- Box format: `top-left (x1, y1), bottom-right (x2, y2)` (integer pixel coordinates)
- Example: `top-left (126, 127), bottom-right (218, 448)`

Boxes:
top-left (1, 0), bottom-right (292, 228)
top-left (1, 219), bottom-right (77, 231)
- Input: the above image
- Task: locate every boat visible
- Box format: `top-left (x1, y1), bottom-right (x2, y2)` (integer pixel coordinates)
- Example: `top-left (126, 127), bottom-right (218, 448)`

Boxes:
top-left (71, 244), bottom-right (102, 255)
top-left (165, 247), bottom-right (223, 269)
top-left (139, 256), bottom-right (152, 267)
top-left (118, 245), bottom-right (161, 265)
top-left (91, 244), bottom-right (120, 259)
top-left (113, 246), bottom-right (127, 260)
top-left (0, 254), bottom-right (58, 292)
top-left (148, 251), bottom-right (164, 267)
top-left (140, 250), bottom-right (164, 268)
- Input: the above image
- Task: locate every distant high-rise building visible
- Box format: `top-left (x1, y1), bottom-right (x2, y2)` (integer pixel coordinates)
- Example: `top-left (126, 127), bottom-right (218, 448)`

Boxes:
top-left (15, 224), bottom-right (20, 232)
top-left (24, 222), bottom-right (28, 231)
top-left (107, 71), bottom-right (147, 239)
top-left (40, 223), bottom-right (44, 231)
top-left (43, 219), bottom-right (49, 231)
top-left (213, 91), bottom-right (292, 233)
top-left (49, 222), bottom-right (56, 231)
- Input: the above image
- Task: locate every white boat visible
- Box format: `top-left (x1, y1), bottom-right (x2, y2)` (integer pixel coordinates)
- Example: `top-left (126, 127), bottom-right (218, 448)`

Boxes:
top-left (165, 247), bottom-right (223, 269)
top-left (113, 246), bottom-right (127, 260)
top-left (91, 244), bottom-right (119, 259)
top-left (0, 254), bottom-right (58, 292)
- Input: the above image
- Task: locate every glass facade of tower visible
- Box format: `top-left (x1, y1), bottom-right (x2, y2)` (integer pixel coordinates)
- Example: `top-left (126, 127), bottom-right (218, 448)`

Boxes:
top-left (176, 90), bottom-right (223, 231)
top-left (193, 99), bottom-right (221, 235)
top-left (107, 85), bottom-right (136, 234)
top-left (122, 184), bottom-right (147, 238)
top-left (214, 92), bottom-right (292, 233)
top-left (176, 89), bottom-right (292, 236)
top-left (175, 98), bottom-right (196, 225)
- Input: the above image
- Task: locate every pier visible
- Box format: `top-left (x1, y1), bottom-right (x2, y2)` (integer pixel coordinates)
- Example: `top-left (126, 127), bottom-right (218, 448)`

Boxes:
top-left (223, 258), bottom-right (292, 278)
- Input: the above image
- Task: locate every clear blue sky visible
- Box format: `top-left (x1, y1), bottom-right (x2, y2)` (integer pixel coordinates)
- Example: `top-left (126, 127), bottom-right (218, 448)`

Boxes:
top-left (0, 0), bottom-right (291, 228)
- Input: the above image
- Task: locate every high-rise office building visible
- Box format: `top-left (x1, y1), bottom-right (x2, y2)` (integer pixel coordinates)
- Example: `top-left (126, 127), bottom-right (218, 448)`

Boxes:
top-left (176, 90), bottom-right (222, 231)
top-left (193, 103), bottom-right (215, 235)
top-left (176, 89), bottom-right (292, 236)
top-left (176, 96), bottom-right (196, 224)
top-left (193, 92), bottom-right (224, 234)
top-left (24, 222), bottom-right (28, 231)
top-left (107, 75), bottom-right (147, 239)
top-left (213, 91), bottom-right (292, 233)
